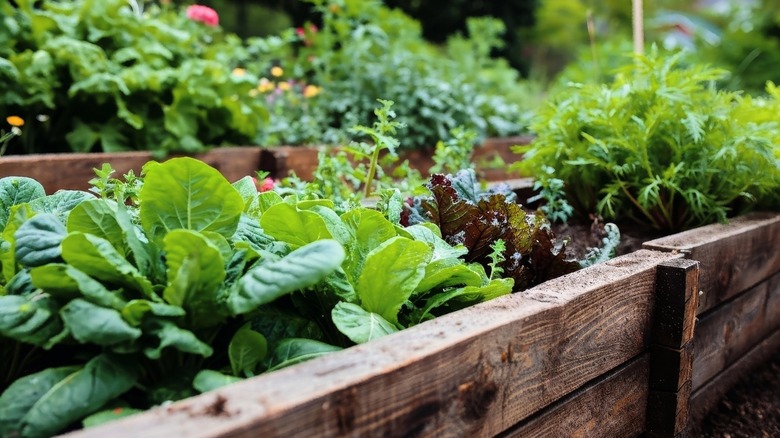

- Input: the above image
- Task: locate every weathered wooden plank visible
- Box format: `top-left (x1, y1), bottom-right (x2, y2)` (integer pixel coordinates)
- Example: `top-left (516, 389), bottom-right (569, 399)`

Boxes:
top-left (653, 259), bottom-right (699, 348)
top-left (647, 380), bottom-right (693, 438)
top-left (65, 250), bottom-right (681, 438)
top-left (499, 355), bottom-right (649, 438)
top-left (690, 329), bottom-right (780, 426)
top-left (0, 148), bottom-right (263, 193)
top-left (649, 342), bottom-right (694, 395)
top-left (691, 280), bottom-right (774, 390)
top-left (643, 212), bottom-right (780, 314)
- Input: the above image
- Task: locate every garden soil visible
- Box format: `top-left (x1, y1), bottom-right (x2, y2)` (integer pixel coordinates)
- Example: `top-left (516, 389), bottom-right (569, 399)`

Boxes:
top-left (552, 220), bottom-right (780, 438)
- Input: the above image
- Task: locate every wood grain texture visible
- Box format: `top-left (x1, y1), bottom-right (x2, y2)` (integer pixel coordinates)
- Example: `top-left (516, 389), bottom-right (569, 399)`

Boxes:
top-left (643, 212), bottom-right (780, 315)
top-left (0, 148), bottom-right (263, 194)
top-left (691, 279), bottom-right (776, 390)
top-left (258, 136), bottom-right (534, 182)
top-left (65, 250), bottom-right (681, 438)
top-left (649, 342), bottom-right (694, 394)
top-left (653, 259), bottom-right (699, 348)
top-left (690, 329), bottom-right (780, 426)
top-left (500, 355), bottom-right (649, 438)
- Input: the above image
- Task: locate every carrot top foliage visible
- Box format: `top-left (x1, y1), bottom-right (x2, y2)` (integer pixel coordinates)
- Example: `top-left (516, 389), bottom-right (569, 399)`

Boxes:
top-left (515, 49), bottom-right (780, 232)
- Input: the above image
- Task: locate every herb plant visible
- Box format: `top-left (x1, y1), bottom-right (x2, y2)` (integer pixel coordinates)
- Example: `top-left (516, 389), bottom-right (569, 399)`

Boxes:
top-left (515, 49), bottom-right (780, 231)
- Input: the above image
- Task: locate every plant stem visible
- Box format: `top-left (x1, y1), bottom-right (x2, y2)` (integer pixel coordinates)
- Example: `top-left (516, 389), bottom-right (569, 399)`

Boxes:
top-left (363, 141), bottom-right (381, 198)
top-left (618, 181), bottom-right (661, 229)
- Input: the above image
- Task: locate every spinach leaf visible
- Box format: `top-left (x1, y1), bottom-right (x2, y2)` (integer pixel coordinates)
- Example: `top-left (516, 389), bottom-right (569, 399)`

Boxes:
top-left (0, 177), bottom-right (45, 230)
top-left (417, 278), bottom-right (513, 322)
top-left (121, 300), bottom-right (185, 326)
top-left (16, 354), bottom-right (137, 438)
top-left (332, 302), bottom-right (398, 344)
top-left (228, 239), bottom-right (345, 314)
top-left (31, 264), bottom-right (126, 309)
top-left (356, 237), bottom-right (431, 324)
top-left (67, 199), bottom-right (126, 257)
top-left (143, 319), bottom-right (213, 359)
top-left (192, 370), bottom-right (242, 393)
top-left (0, 294), bottom-right (64, 347)
top-left (1, 204), bottom-right (34, 283)
top-left (139, 157), bottom-right (244, 243)
top-left (260, 202), bottom-right (332, 248)
top-left (14, 213), bottom-right (66, 267)
top-left (0, 366), bottom-right (80, 437)
top-left (340, 208), bottom-right (397, 284)
top-left (415, 259), bottom-right (483, 293)
top-left (162, 229), bottom-right (226, 328)
top-left (267, 338), bottom-right (342, 372)
top-left (28, 191), bottom-right (95, 225)
top-left (228, 325), bottom-right (267, 377)
top-left (60, 298), bottom-right (141, 346)
top-left (61, 232), bottom-right (155, 300)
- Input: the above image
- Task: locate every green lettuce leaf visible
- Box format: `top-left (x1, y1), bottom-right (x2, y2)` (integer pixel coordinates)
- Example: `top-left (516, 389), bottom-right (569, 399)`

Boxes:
top-left (192, 370), bottom-right (242, 393)
top-left (60, 298), bottom-right (141, 346)
top-left (139, 157), bottom-right (244, 242)
top-left (228, 239), bottom-right (345, 314)
top-left (228, 325), bottom-right (267, 377)
top-left (332, 302), bottom-right (398, 344)
top-left (14, 213), bottom-right (66, 267)
top-left (0, 176), bottom-right (45, 230)
top-left (259, 202), bottom-right (332, 248)
top-left (356, 237), bottom-right (431, 324)
top-left (267, 338), bottom-right (341, 372)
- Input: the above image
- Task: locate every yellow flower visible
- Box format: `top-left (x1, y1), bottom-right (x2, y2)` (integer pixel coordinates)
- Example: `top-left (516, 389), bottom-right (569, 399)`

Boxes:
top-left (257, 78), bottom-right (275, 93)
top-left (278, 81), bottom-right (292, 91)
top-left (270, 66), bottom-right (284, 77)
top-left (6, 116), bottom-right (24, 127)
top-left (232, 67), bottom-right (246, 77)
top-left (303, 85), bottom-right (321, 98)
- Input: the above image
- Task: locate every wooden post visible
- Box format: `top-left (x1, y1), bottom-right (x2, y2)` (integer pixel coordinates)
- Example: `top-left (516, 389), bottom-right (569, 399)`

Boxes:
top-left (646, 259), bottom-right (699, 437)
top-left (633, 0), bottom-right (644, 55)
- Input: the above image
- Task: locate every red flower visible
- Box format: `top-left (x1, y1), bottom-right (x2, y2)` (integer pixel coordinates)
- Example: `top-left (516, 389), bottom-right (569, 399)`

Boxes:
top-left (252, 177), bottom-right (275, 192)
top-left (186, 5), bottom-right (219, 27)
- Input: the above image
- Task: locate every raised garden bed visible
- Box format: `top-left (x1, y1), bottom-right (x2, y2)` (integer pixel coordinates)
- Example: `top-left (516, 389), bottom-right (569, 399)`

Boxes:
top-left (55, 210), bottom-right (780, 437)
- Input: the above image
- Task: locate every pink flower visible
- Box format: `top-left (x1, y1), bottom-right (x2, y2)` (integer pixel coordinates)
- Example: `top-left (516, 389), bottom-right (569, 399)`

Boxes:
top-left (252, 177), bottom-right (275, 192)
top-left (186, 5), bottom-right (219, 27)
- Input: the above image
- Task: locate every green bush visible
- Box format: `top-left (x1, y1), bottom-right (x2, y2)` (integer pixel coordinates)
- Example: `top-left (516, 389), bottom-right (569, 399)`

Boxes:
top-left (256, 0), bottom-right (530, 149)
top-left (515, 49), bottom-right (780, 232)
top-left (0, 0), bottom-right (268, 155)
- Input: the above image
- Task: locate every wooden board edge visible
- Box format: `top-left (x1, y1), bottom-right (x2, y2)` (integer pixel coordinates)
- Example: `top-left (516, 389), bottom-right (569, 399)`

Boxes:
top-left (689, 329), bottom-right (780, 426)
top-left (498, 354), bottom-right (649, 438)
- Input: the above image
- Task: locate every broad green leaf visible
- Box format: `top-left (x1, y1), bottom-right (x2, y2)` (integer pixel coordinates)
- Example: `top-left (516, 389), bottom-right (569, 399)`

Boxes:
top-left (114, 202), bottom-right (154, 276)
top-left (340, 208), bottom-right (398, 283)
top-left (192, 370), bottom-right (242, 393)
top-left (201, 231), bottom-right (232, 262)
top-left (61, 299), bottom-right (141, 346)
top-left (144, 319), bottom-right (213, 359)
top-left (418, 278), bottom-right (513, 322)
top-left (332, 302), bottom-right (398, 344)
top-left (249, 308), bottom-right (324, 347)
top-left (2, 204), bottom-right (34, 283)
top-left (232, 176), bottom-right (258, 208)
top-left (260, 203), bottom-right (332, 248)
top-left (121, 300), bottom-right (185, 327)
top-left (297, 199), bottom-right (335, 210)
top-left (14, 213), bottom-right (66, 267)
top-left (321, 268), bottom-right (357, 302)
top-left (31, 264), bottom-right (126, 309)
top-left (5, 269), bottom-right (35, 296)
top-left (0, 294), bottom-right (63, 347)
top-left (139, 157), bottom-right (244, 242)
top-left (405, 223), bottom-right (468, 261)
top-left (253, 191), bottom-right (283, 214)
top-left (415, 258), bottom-right (483, 293)
top-left (82, 406), bottom-right (143, 428)
top-left (28, 190), bottom-right (94, 224)
top-left (19, 354), bottom-right (138, 438)
top-left (228, 239), bottom-right (345, 314)
top-left (163, 229), bottom-right (226, 328)
top-left (307, 205), bottom-right (351, 246)
top-left (267, 338), bottom-right (341, 372)
top-left (61, 232), bottom-right (155, 299)
top-left (67, 200), bottom-right (125, 256)
top-left (232, 213), bottom-right (274, 251)
top-left (0, 366), bottom-right (80, 438)
top-left (228, 325), bottom-right (268, 377)
top-left (356, 237), bottom-right (431, 324)
top-left (0, 176), bottom-right (45, 229)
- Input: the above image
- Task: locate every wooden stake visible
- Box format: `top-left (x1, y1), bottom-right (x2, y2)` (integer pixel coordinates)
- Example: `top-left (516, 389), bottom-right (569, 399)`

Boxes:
top-left (633, 0), bottom-right (644, 55)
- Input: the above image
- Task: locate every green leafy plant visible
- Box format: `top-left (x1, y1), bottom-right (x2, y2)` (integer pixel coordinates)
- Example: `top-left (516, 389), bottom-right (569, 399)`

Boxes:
top-left (0, 0), bottom-right (268, 155)
top-left (0, 155), bottom-right (516, 435)
top-left (515, 49), bottom-right (780, 231)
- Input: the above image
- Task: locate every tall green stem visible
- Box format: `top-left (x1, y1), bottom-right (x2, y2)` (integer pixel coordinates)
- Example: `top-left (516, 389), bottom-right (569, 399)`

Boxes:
top-left (363, 143), bottom-right (381, 198)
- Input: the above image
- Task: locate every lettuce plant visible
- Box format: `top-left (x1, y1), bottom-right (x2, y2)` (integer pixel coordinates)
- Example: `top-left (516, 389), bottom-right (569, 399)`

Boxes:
top-left (0, 157), bottom-right (512, 436)
top-left (515, 49), bottom-right (780, 231)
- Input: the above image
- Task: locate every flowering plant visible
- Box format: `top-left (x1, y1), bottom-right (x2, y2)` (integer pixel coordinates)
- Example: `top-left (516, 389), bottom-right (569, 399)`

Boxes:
top-left (185, 4), bottom-right (219, 27)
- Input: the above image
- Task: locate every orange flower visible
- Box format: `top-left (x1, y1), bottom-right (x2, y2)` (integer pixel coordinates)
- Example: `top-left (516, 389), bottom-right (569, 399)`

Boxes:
top-left (6, 116), bottom-right (24, 127)
top-left (303, 85), bottom-right (321, 98)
